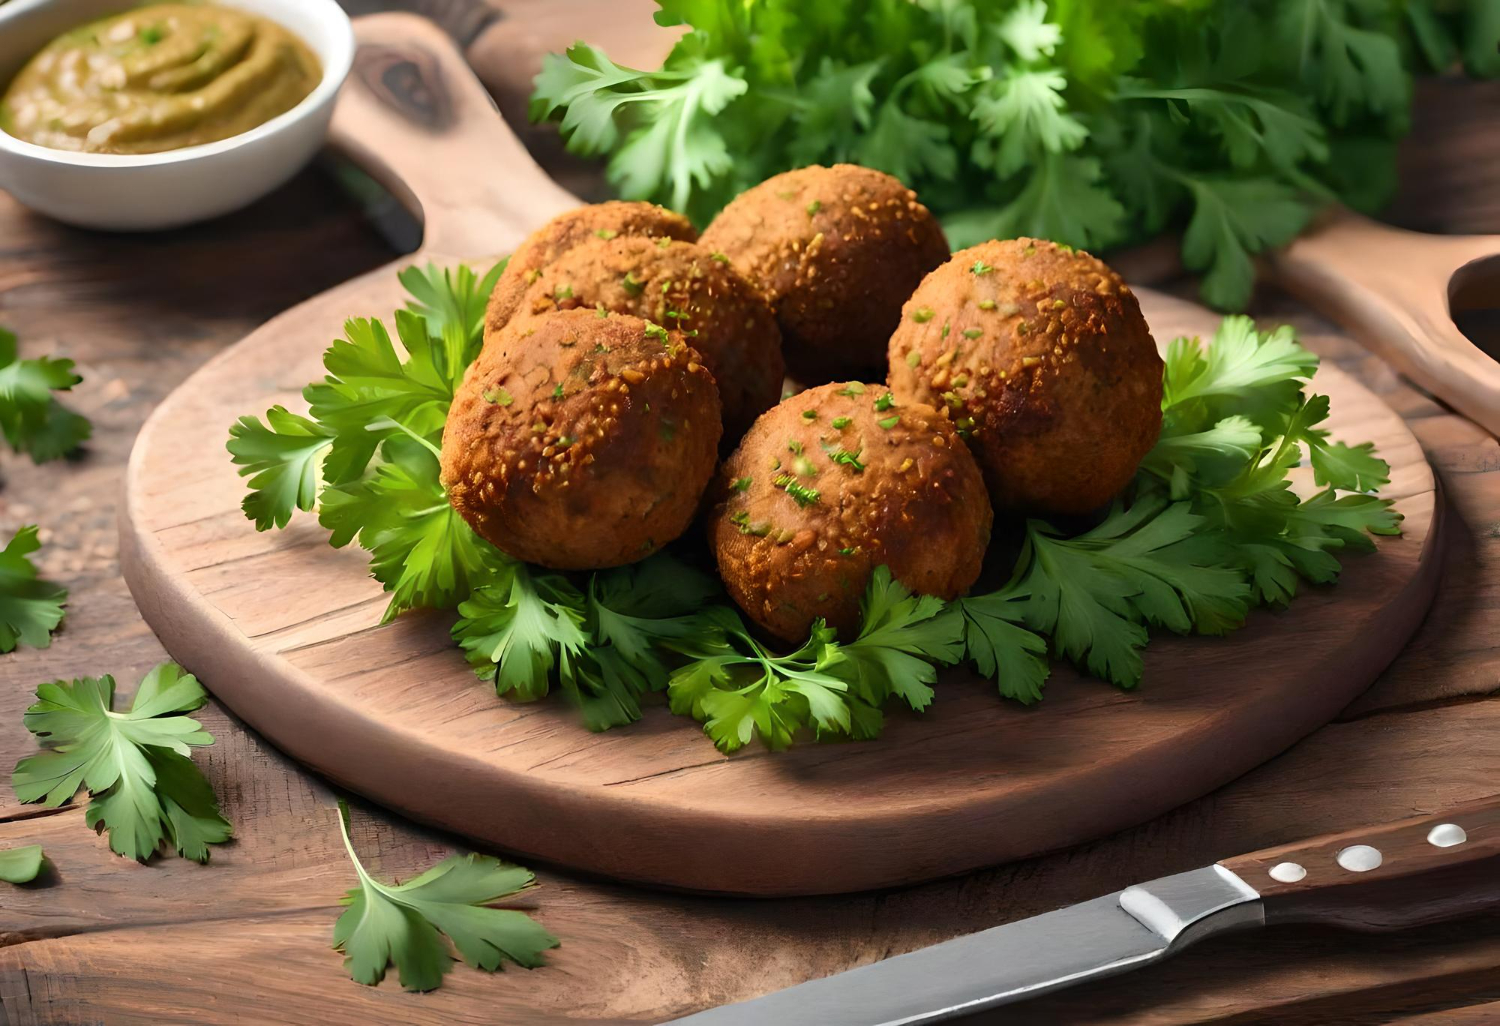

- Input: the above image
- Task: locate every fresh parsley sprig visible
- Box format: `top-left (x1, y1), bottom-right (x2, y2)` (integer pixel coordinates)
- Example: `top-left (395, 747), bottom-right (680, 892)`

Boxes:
top-left (531, 0), bottom-right (1496, 308)
top-left (12, 663), bottom-right (232, 862)
top-left (333, 799), bottom-right (557, 992)
top-left (0, 327), bottom-right (91, 463)
top-left (228, 262), bottom-right (508, 621)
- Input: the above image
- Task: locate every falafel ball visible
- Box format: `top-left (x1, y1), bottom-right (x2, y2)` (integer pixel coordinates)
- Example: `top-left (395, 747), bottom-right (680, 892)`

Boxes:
top-left (486, 201), bottom-right (697, 335)
top-left (699, 164), bottom-right (949, 379)
top-left (442, 309), bottom-right (722, 569)
top-left (887, 239), bottom-right (1163, 515)
top-left (708, 381), bottom-right (992, 642)
top-left (511, 235), bottom-right (784, 442)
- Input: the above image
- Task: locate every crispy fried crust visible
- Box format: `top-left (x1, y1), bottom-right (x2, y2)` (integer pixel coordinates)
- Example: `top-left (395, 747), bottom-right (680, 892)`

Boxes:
top-left (700, 164), bottom-right (949, 380)
top-left (441, 310), bottom-right (721, 569)
top-left (510, 236), bottom-right (784, 443)
top-left (708, 381), bottom-right (992, 642)
top-left (887, 239), bottom-right (1163, 515)
top-left (486, 201), bottom-right (697, 336)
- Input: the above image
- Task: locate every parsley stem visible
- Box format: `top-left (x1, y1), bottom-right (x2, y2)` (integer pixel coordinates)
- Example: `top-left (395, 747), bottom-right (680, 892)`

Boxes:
top-left (369, 416), bottom-right (442, 460)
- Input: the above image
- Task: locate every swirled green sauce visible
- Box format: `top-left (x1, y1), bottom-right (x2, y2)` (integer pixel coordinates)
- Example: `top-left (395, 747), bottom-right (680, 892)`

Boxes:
top-left (1, 4), bottom-right (320, 155)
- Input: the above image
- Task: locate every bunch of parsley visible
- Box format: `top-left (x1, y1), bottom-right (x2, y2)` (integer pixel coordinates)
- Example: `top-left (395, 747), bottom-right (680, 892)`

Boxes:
top-left (530, 0), bottom-right (1497, 309)
top-left (230, 266), bottom-right (1397, 753)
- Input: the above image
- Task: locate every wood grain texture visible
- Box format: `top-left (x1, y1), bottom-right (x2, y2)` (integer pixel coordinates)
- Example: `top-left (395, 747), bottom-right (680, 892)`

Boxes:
top-left (117, 14), bottom-right (1443, 898)
top-left (1, 1), bottom-right (1499, 1021)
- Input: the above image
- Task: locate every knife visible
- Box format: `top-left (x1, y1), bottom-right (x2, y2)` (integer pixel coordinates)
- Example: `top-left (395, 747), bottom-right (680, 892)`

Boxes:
top-left (666, 797), bottom-right (1500, 1025)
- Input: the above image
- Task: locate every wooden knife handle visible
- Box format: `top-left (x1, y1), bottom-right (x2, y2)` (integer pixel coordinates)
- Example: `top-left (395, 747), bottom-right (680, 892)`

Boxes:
top-left (1220, 797), bottom-right (1500, 931)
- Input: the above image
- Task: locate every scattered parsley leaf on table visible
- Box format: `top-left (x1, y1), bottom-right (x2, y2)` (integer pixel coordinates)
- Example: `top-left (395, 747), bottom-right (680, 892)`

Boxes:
top-left (0, 525), bottom-right (67, 654)
top-left (334, 799), bottom-right (558, 992)
top-left (12, 663), bottom-right (232, 862)
top-left (0, 845), bottom-right (44, 884)
top-left (0, 327), bottom-right (91, 463)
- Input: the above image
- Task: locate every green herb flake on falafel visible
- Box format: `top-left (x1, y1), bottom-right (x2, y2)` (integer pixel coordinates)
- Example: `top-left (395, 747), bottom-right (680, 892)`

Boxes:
top-left (836, 383), bottom-right (866, 397)
top-left (773, 474), bottom-right (820, 507)
top-left (911, 307), bottom-right (935, 323)
top-left (482, 387), bottom-right (513, 407)
top-left (829, 448), bottom-right (865, 473)
top-left (621, 271), bottom-right (645, 296)
top-left (873, 392), bottom-right (895, 412)
top-left (732, 476), bottom-right (753, 492)
top-left (878, 415), bottom-right (900, 430)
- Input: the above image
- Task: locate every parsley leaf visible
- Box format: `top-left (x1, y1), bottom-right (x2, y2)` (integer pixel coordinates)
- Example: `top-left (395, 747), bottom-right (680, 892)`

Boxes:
top-left (228, 406), bottom-right (334, 530)
top-left (453, 562), bottom-right (589, 705)
top-left (0, 327), bottom-right (91, 463)
top-left (334, 799), bottom-right (557, 992)
top-left (231, 261), bottom-right (510, 621)
top-left (667, 611), bottom-right (853, 752)
top-left (832, 567), bottom-right (964, 723)
top-left (12, 663), bottom-right (232, 862)
top-left (1179, 176), bottom-right (1313, 310)
top-left (399, 261), bottom-right (505, 353)
top-left (956, 583), bottom-right (1051, 704)
top-left (0, 525), bottom-right (67, 654)
top-left (0, 845), bottom-right (44, 884)
top-left (532, 44), bottom-right (747, 215)
top-left (321, 436), bottom-right (507, 623)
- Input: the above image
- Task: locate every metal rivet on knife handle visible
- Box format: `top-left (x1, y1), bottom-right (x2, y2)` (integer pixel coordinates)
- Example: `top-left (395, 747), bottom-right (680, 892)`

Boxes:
top-left (1218, 795), bottom-right (1500, 932)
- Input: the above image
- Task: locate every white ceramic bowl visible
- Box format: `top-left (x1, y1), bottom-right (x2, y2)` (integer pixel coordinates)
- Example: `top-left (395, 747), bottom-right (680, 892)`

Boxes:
top-left (0, 0), bottom-right (354, 230)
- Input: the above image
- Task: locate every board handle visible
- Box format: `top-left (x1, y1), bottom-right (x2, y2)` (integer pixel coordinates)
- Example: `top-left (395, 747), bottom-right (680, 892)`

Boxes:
top-left (1266, 209), bottom-right (1500, 437)
top-left (329, 12), bottom-right (580, 259)
top-left (1219, 796), bottom-right (1500, 931)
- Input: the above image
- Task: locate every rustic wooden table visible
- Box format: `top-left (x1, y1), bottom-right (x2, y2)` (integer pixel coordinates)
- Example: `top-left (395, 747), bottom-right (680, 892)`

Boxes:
top-left (2, 4), bottom-right (1499, 1023)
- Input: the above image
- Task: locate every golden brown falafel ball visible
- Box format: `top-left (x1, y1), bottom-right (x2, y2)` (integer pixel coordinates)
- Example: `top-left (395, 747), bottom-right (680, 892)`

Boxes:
top-left (442, 309), bottom-right (721, 569)
top-left (699, 164), bottom-right (949, 379)
top-left (486, 201), bottom-right (697, 335)
top-left (887, 239), bottom-right (1163, 515)
top-left (708, 381), bottom-right (992, 642)
top-left (511, 235), bottom-right (784, 442)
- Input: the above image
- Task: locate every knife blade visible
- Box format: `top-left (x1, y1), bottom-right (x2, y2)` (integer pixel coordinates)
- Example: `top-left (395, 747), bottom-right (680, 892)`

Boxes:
top-left (665, 797), bottom-right (1500, 1025)
top-left (664, 865), bottom-right (1260, 1026)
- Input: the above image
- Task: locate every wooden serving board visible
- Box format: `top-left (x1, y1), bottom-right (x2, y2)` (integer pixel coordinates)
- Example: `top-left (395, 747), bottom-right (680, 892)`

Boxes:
top-left (119, 15), bottom-right (1444, 896)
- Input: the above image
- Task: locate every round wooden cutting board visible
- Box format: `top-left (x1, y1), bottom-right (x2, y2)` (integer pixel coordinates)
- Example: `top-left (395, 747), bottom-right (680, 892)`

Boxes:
top-left (120, 15), bottom-right (1444, 896)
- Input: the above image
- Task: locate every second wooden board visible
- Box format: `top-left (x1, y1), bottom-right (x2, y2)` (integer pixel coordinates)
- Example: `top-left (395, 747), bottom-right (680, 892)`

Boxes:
top-left (121, 15), bottom-right (1443, 896)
